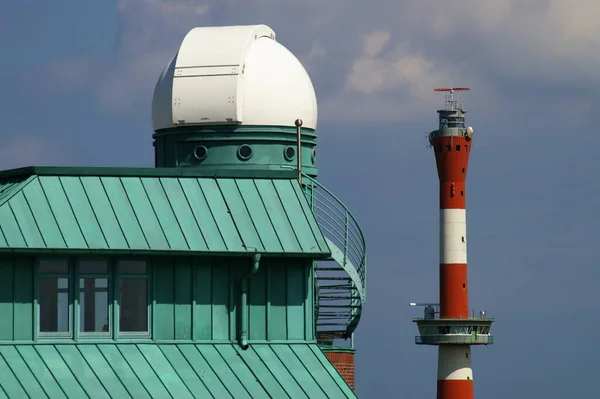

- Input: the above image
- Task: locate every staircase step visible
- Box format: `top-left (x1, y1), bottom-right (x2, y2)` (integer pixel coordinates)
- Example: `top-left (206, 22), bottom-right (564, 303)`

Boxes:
top-left (318, 296), bottom-right (356, 300)
top-left (319, 314), bottom-right (354, 317)
top-left (316, 276), bottom-right (352, 281)
top-left (318, 285), bottom-right (353, 289)
top-left (319, 305), bottom-right (362, 309)
top-left (317, 331), bottom-right (348, 340)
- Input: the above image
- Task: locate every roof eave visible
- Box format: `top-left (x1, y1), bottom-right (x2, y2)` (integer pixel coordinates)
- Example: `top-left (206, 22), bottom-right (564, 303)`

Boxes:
top-left (0, 247), bottom-right (332, 258)
top-left (0, 166), bottom-right (299, 180)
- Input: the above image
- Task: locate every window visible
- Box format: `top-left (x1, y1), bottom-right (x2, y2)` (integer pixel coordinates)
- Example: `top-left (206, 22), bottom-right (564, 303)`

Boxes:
top-left (37, 258), bottom-right (150, 340)
top-left (118, 260), bottom-right (149, 333)
top-left (284, 146), bottom-right (296, 161)
top-left (79, 260), bottom-right (109, 334)
top-left (237, 144), bottom-right (253, 160)
top-left (193, 145), bottom-right (208, 161)
top-left (39, 259), bottom-right (70, 334)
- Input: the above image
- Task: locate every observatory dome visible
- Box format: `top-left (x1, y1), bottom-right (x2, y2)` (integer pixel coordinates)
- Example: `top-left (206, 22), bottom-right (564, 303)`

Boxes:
top-left (152, 25), bottom-right (318, 132)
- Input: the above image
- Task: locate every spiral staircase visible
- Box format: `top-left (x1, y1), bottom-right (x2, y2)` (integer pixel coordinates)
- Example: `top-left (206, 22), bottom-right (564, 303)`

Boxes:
top-left (301, 174), bottom-right (367, 342)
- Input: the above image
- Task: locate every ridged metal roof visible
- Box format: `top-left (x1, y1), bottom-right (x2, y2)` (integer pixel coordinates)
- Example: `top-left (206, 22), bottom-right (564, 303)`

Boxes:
top-left (0, 343), bottom-right (357, 398)
top-left (0, 167), bottom-right (330, 256)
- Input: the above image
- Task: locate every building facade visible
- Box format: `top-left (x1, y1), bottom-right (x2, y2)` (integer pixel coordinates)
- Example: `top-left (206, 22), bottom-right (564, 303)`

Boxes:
top-left (0, 24), bottom-right (366, 398)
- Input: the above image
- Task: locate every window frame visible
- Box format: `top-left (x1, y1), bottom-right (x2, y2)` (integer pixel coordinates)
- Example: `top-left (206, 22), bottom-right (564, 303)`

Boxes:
top-left (36, 258), bottom-right (73, 339)
top-left (35, 256), bottom-right (152, 341)
top-left (76, 258), bottom-right (112, 340)
top-left (114, 259), bottom-right (152, 339)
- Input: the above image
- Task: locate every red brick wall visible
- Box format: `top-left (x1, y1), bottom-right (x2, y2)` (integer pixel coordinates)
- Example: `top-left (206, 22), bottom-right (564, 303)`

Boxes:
top-left (324, 351), bottom-right (355, 390)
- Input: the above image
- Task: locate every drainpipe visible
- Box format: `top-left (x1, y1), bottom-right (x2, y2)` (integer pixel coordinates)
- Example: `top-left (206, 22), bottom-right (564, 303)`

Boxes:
top-left (295, 118), bottom-right (303, 185)
top-left (239, 253), bottom-right (261, 350)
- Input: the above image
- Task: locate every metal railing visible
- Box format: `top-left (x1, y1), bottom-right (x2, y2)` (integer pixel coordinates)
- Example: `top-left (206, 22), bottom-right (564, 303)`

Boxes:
top-left (301, 173), bottom-right (367, 338)
top-left (301, 173), bottom-right (367, 299)
top-left (415, 335), bottom-right (494, 345)
top-left (412, 305), bottom-right (493, 321)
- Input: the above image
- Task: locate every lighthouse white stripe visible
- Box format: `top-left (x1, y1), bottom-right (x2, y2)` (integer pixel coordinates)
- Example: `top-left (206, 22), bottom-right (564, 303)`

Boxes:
top-left (440, 209), bottom-right (467, 264)
top-left (438, 346), bottom-right (473, 380)
top-left (440, 209), bottom-right (467, 223)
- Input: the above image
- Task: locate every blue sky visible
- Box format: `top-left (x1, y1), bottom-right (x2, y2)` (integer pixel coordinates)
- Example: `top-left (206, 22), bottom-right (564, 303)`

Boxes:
top-left (1, 1), bottom-right (599, 397)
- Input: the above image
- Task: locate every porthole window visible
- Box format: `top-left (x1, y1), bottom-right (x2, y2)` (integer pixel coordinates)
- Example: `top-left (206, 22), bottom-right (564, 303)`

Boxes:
top-left (284, 146), bottom-right (296, 161)
top-left (193, 145), bottom-right (208, 161)
top-left (311, 149), bottom-right (316, 165)
top-left (238, 144), bottom-right (253, 160)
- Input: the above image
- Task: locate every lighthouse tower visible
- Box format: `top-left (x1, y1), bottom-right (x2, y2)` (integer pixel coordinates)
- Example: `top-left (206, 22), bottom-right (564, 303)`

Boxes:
top-left (411, 88), bottom-right (494, 398)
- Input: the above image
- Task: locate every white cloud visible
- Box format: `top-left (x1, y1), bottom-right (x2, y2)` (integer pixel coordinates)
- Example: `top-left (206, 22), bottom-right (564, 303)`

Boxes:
top-left (325, 29), bottom-right (488, 123)
top-left (394, 0), bottom-right (600, 81)
top-left (29, 0), bottom-right (600, 124)
top-left (346, 32), bottom-right (452, 97)
top-left (361, 30), bottom-right (390, 58)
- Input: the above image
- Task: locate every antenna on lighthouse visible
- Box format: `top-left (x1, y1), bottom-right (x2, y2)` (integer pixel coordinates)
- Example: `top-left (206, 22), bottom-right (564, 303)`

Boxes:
top-left (434, 87), bottom-right (469, 110)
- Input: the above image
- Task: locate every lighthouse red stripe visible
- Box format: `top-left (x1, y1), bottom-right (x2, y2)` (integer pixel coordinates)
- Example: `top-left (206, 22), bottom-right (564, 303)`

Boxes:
top-left (432, 136), bottom-right (471, 210)
top-left (432, 137), bottom-right (471, 182)
top-left (437, 380), bottom-right (474, 399)
top-left (439, 181), bottom-right (466, 209)
top-left (439, 263), bottom-right (469, 318)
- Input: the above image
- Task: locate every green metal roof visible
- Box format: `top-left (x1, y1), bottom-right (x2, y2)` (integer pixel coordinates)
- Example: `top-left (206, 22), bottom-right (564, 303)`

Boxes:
top-left (0, 343), bottom-right (357, 398)
top-left (0, 167), bottom-right (330, 256)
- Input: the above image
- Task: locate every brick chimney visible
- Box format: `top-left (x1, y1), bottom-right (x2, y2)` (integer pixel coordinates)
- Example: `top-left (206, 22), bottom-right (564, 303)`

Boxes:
top-left (321, 346), bottom-right (355, 390)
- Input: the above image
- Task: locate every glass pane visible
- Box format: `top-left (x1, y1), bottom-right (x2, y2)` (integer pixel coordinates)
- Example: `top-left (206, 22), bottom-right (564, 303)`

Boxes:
top-left (79, 278), bottom-right (109, 333)
top-left (40, 259), bottom-right (68, 274)
top-left (80, 260), bottom-right (108, 274)
top-left (119, 279), bottom-right (148, 332)
top-left (40, 277), bottom-right (69, 332)
top-left (119, 260), bottom-right (147, 274)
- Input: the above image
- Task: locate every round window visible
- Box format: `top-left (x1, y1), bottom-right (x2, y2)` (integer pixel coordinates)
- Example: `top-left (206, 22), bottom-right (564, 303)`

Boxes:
top-left (193, 145), bottom-right (208, 161)
top-left (284, 146), bottom-right (296, 161)
top-left (238, 144), bottom-right (253, 160)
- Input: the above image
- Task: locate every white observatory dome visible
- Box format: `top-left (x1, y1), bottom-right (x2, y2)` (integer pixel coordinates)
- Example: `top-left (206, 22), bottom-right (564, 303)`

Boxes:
top-left (152, 25), bottom-right (318, 132)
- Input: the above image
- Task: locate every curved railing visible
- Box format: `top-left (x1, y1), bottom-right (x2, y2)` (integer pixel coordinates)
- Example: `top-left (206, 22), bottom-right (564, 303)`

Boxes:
top-left (302, 174), bottom-right (367, 299)
top-left (301, 173), bottom-right (367, 338)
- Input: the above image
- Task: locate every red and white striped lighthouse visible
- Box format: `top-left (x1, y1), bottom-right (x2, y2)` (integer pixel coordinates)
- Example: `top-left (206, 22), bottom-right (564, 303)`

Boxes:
top-left (411, 88), bottom-right (494, 399)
